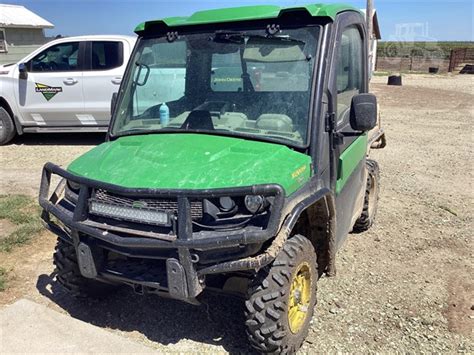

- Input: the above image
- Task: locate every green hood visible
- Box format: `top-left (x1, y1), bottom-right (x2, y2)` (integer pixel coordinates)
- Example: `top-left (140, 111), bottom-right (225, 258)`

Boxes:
top-left (68, 134), bottom-right (311, 195)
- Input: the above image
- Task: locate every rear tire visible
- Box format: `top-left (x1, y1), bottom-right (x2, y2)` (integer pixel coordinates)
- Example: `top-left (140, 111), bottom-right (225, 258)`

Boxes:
top-left (245, 235), bottom-right (318, 354)
top-left (353, 159), bottom-right (380, 232)
top-left (53, 238), bottom-right (116, 299)
top-left (0, 107), bottom-right (16, 145)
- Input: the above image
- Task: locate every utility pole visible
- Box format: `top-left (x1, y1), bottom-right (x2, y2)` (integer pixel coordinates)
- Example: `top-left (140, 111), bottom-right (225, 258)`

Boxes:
top-left (366, 0), bottom-right (374, 77)
top-left (366, 0), bottom-right (373, 47)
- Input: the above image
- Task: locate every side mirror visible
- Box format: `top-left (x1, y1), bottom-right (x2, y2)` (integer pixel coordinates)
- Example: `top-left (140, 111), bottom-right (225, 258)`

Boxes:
top-left (111, 92), bottom-right (118, 116)
top-left (18, 63), bottom-right (28, 80)
top-left (350, 93), bottom-right (377, 131)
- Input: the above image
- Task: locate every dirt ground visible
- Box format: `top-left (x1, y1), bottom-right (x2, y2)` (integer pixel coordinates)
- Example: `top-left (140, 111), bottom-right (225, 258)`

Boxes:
top-left (0, 74), bottom-right (472, 353)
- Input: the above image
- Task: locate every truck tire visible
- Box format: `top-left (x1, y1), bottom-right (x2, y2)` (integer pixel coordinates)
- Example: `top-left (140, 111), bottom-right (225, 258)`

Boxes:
top-left (245, 235), bottom-right (318, 354)
top-left (0, 107), bottom-right (16, 145)
top-left (353, 159), bottom-right (380, 232)
top-left (53, 238), bottom-right (116, 299)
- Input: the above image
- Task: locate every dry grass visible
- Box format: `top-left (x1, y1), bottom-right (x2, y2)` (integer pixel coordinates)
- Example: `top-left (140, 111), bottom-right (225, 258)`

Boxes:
top-left (0, 195), bottom-right (43, 252)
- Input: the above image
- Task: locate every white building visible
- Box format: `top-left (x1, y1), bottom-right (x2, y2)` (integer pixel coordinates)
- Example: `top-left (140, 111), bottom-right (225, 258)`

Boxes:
top-left (0, 4), bottom-right (54, 64)
top-left (361, 8), bottom-right (382, 75)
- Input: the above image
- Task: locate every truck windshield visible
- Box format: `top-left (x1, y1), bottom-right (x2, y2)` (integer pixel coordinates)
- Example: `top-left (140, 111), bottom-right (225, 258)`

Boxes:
top-left (111, 26), bottom-right (320, 147)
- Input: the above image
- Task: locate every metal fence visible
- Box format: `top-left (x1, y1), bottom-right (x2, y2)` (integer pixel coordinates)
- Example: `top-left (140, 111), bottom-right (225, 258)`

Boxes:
top-left (448, 48), bottom-right (474, 72)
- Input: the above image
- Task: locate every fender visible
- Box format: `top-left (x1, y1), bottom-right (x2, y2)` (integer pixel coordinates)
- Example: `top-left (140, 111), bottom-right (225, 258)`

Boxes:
top-left (282, 182), bottom-right (337, 276)
top-left (0, 96), bottom-right (22, 134)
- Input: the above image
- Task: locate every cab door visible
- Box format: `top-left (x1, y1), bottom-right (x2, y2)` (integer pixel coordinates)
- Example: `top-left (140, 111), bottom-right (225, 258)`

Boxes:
top-left (81, 40), bottom-right (127, 127)
top-left (16, 41), bottom-right (85, 127)
top-left (331, 15), bottom-right (368, 248)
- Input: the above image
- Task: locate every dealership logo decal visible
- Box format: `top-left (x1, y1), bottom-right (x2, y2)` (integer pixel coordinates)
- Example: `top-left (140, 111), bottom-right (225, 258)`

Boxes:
top-left (35, 83), bottom-right (62, 101)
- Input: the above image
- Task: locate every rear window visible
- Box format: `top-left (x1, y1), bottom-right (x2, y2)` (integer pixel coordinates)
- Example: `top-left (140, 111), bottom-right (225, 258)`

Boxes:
top-left (211, 45), bottom-right (311, 92)
top-left (91, 41), bottom-right (123, 70)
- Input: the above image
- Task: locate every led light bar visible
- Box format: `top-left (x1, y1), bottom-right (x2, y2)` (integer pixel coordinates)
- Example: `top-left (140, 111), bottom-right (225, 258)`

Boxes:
top-left (89, 201), bottom-right (170, 226)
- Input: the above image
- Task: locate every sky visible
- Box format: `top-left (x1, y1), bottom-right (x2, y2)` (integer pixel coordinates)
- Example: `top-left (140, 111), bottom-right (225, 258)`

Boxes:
top-left (3, 0), bottom-right (474, 41)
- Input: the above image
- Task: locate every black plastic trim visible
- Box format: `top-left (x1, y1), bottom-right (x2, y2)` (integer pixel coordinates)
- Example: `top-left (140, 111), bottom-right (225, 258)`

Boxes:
top-left (39, 163), bottom-right (285, 251)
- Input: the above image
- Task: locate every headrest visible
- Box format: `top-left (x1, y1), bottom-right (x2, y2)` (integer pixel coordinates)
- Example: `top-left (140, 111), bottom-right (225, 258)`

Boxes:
top-left (256, 114), bottom-right (293, 132)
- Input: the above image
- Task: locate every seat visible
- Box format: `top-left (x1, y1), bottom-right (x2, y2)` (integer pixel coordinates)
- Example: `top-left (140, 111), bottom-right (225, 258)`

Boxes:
top-left (92, 52), bottom-right (101, 69)
top-left (180, 110), bottom-right (215, 130)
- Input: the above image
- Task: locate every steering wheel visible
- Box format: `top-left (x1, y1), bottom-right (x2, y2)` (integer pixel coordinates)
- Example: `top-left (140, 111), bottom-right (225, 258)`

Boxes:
top-left (268, 101), bottom-right (293, 115)
top-left (194, 101), bottom-right (231, 119)
top-left (48, 61), bottom-right (59, 70)
top-left (34, 62), bottom-right (48, 71)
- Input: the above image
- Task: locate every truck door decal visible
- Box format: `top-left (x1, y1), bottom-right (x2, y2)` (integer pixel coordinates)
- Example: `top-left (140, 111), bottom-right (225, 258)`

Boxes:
top-left (35, 82), bottom-right (63, 101)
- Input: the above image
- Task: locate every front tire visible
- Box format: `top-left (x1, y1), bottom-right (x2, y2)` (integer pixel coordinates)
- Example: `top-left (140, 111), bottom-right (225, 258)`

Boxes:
top-left (245, 235), bottom-right (318, 354)
top-left (53, 238), bottom-right (116, 299)
top-left (0, 107), bottom-right (16, 145)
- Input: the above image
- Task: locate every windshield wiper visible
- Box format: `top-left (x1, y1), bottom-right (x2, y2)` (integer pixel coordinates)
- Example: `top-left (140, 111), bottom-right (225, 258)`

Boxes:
top-left (112, 127), bottom-right (301, 148)
top-left (113, 127), bottom-right (181, 138)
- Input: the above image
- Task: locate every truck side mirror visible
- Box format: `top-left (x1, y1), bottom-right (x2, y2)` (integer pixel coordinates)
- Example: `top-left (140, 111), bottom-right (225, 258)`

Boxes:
top-left (350, 93), bottom-right (377, 131)
top-left (19, 63), bottom-right (28, 80)
top-left (111, 92), bottom-right (118, 116)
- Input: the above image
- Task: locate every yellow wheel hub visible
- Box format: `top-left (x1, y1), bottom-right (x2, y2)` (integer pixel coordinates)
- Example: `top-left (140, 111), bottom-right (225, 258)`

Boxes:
top-left (288, 262), bottom-right (312, 334)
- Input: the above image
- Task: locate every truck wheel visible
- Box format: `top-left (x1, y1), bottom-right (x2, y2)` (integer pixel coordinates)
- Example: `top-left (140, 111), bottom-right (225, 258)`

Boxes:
top-left (53, 238), bottom-right (116, 299)
top-left (353, 159), bottom-right (380, 232)
top-left (0, 107), bottom-right (16, 145)
top-left (245, 235), bottom-right (318, 354)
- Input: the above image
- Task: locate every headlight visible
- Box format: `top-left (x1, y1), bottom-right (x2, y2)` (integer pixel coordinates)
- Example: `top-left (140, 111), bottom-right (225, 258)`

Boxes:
top-left (219, 196), bottom-right (235, 212)
top-left (67, 180), bottom-right (81, 191)
top-left (89, 201), bottom-right (170, 226)
top-left (244, 195), bottom-right (265, 214)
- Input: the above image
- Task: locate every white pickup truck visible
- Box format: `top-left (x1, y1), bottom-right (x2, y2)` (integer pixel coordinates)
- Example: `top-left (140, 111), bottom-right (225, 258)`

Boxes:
top-left (0, 35), bottom-right (136, 144)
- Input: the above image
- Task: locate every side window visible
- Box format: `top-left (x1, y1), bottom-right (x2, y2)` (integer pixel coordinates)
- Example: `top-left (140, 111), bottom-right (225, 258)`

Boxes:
top-left (30, 42), bottom-right (80, 72)
top-left (336, 26), bottom-right (363, 125)
top-left (0, 29), bottom-right (7, 53)
top-left (91, 41), bottom-right (123, 70)
top-left (133, 41), bottom-right (187, 116)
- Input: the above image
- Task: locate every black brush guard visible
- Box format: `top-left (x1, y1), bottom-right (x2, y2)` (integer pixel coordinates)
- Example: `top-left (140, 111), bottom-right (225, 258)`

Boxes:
top-left (39, 162), bottom-right (285, 302)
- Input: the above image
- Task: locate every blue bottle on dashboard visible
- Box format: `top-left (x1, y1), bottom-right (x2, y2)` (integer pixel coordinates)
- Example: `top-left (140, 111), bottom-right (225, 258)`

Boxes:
top-left (160, 102), bottom-right (169, 126)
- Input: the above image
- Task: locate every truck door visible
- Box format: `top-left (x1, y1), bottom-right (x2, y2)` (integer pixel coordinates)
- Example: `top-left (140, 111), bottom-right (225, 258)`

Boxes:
top-left (331, 18), bottom-right (368, 248)
top-left (81, 40), bottom-right (127, 127)
top-left (16, 41), bottom-right (85, 127)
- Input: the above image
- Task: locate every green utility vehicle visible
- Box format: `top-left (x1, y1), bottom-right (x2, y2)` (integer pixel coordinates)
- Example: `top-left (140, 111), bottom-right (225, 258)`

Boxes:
top-left (39, 3), bottom-right (385, 353)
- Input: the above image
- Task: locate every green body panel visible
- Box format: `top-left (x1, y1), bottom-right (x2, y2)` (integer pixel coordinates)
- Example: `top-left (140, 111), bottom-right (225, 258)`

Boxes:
top-left (135, 3), bottom-right (360, 33)
top-left (67, 134), bottom-right (311, 196)
top-left (336, 134), bottom-right (367, 194)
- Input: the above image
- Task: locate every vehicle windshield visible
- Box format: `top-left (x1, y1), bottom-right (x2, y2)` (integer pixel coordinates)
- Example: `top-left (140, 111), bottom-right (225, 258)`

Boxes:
top-left (111, 26), bottom-right (320, 147)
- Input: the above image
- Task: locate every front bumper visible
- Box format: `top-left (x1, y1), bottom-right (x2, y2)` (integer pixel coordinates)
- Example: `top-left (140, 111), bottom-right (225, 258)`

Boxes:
top-left (39, 163), bottom-right (286, 302)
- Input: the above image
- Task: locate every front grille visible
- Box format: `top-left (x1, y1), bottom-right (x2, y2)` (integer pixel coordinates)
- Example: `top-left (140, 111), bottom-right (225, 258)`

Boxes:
top-left (93, 189), bottom-right (203, 220)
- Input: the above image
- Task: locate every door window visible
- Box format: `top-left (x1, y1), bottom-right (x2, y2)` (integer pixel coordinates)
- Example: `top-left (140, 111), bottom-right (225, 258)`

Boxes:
top-left (336, 26), bottom-right (363, 125)
top-left (29, 42), bottom-right (80, 72)
top-left (91, 41), bottom-right (123, 70)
